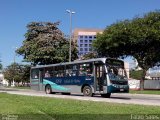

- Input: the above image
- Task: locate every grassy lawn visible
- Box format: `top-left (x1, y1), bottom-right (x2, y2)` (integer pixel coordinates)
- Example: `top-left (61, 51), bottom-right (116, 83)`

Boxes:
top-left (130, 90), bottom-right (160, 95)
top-left (0, 93), bottom-right (160, 120)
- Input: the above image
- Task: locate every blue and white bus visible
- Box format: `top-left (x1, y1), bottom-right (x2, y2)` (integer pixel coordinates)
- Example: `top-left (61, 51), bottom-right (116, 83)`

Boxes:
top-left (30, 58), bottom-right (129, 97)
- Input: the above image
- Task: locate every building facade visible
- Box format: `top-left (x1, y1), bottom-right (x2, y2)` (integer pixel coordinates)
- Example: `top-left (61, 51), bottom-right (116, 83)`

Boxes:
top-left (73, 28), bottom-right (103, 57)
top-left (0, 71), bottom-right (8, 86)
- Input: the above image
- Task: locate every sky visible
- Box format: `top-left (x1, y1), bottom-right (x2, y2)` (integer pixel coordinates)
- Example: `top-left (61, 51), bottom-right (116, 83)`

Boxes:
top-left (0, 0), bottom-right (160, 68)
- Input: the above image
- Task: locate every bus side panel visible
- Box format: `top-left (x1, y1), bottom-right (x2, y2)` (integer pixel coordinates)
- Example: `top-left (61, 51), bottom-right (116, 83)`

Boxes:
top-left (30, 79), bottom-right (39, 91)
top-left (43, 76), bottom-right (94, 93)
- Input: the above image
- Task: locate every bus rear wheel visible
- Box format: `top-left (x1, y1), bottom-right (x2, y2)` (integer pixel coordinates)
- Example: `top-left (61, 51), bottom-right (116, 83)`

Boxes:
top-left (83, 86), bottom-right (93, 97)
top-left (101, 93), bottom-right (111, 98)
top-left (45, 85), bottom-right (52, 94)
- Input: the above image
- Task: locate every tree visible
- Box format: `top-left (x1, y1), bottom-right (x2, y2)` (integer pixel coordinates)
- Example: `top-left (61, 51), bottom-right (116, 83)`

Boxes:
top-left (16, 21), bottom-right (78, 65)
top-left (0, 63), bottom-right (2, 70)
top-left (21, 65), bottom-right (30, 85)
top-left (130, 70), bottom-right (143, 80)
top-left (3, 63), bottom-right (19, 86)
top-left (3, 63), bottom-right (30, 86)
top-left (81, 52), bottom-right (97, 60)
top-left (93, 10), bottom-right (160, 90)
top-left (0, 57), bottom-right (2, 70)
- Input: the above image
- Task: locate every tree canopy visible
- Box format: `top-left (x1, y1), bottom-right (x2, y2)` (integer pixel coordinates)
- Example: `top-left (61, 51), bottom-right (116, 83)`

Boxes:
top-left (130, 70), bottom-right (143, 80)
top-left (81, 52), bottom-right (97, 60)
top-left (0, 62), bottom-right (2, 70)
top-left (16, 21), bottom-right (78, 65)
top-left (0, 56), bottom-right (2, 70)
top-left (93, 10), bottom-right (160, 89)
top-left (3, 63), bottom-right (30, 86)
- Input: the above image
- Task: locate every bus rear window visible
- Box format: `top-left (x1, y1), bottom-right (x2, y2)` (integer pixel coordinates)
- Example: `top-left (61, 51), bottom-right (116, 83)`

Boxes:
top-left (31, 69), bottom-right (39, 79)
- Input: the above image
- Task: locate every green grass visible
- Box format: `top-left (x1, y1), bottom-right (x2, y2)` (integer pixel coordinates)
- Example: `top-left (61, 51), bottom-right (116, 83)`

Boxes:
top-left (0, 93), bottom-right (160, 120)
top-left (130, 90), bottom-right (160, 95)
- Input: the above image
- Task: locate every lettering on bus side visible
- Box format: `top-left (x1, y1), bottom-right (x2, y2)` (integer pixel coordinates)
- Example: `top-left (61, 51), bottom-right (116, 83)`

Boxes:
top-left (55, 79), bottom-right (62, 84)
top-left (64, 79), bottom-right (81, 84)
top-left (85, 78), bottom-right (92, 80)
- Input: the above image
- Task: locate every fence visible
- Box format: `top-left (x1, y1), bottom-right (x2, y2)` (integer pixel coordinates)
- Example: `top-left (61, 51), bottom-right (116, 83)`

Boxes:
top-left (128, 79), bottom-right (160, 90)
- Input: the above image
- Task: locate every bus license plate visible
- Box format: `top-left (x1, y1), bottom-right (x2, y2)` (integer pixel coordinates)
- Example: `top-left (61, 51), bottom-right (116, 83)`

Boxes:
top-left (120, 89), bottom-right (124, 91)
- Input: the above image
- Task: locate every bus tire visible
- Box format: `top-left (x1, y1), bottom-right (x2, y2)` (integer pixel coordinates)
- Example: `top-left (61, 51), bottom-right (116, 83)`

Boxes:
top-left (101, 93), bottom-right (111, 98)
top-left (45, 85), bottom-right (52, 94)
top-left (83, 86), bottom-right (93, 97)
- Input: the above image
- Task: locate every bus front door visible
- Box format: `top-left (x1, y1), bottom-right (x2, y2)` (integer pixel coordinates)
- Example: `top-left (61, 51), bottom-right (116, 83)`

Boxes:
top-left (95, 65), bottom-right (104, 92)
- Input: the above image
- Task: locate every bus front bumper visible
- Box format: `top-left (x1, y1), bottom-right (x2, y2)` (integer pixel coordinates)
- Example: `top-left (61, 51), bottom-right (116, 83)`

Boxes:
top-left (107, 85), bottom-right (129, 93)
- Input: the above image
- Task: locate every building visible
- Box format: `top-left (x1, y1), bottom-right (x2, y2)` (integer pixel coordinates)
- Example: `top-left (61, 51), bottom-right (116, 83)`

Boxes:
top-left (73, 28), bottom-right (103, 57)
top-left (0, 71), bottom-right (8, 86)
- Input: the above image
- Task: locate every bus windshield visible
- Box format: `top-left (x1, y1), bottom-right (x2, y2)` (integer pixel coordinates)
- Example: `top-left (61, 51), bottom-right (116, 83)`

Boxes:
top-left (106, 59), bottom-right (127, 81)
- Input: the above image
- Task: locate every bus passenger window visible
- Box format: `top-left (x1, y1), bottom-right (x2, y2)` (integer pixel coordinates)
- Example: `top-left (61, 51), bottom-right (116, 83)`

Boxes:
top-left (34, 74), bottom-right (38, 78)
top-left (45, 71), bottom-right (50, 78)
top-left (65, 65), bottom-right (72, 77)
top-left (66, 65), bottom-right (78, 77)
top-left (65, 70), bottom-right (70, 76)
top-left (79, 66), bottom-right (86, 76)
top-left (44, 67), bottom-right (53, 78)
top-left (87, 68), bottom-right (93, 76)
top-left (72, 65), bottom-right (78, 76)
top-left (31, 69), bottom-right (39, 79)
top-left (58, 70), bottom-right (64, 77)
top-left (79, 63), bottom-right (93, 76)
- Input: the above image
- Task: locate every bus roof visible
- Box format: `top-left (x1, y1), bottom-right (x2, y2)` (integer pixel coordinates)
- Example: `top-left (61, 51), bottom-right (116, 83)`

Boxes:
top-left (31, 58), bottom-right (122, 69)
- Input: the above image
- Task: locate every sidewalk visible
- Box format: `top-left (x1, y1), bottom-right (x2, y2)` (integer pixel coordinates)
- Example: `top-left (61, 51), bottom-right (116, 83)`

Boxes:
top-left (1, 87), bottom-right (160, 97)
top-left (113, 93), bottom-right (160, 99)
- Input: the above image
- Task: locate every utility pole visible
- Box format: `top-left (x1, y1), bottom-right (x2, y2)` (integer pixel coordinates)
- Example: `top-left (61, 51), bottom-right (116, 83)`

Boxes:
top-left (66, 9), bottom-right (75, 62)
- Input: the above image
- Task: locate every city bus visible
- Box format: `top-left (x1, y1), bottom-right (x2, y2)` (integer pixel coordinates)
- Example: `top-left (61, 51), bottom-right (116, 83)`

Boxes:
top-left (30, 58), bottom-right (129, 98)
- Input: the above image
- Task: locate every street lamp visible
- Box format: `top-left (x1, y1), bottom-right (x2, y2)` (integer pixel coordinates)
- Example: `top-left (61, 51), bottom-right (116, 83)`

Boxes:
top-left (66, 9), bottom-right (75, 62)
top-left (12, 46), bottom-right (17, 87)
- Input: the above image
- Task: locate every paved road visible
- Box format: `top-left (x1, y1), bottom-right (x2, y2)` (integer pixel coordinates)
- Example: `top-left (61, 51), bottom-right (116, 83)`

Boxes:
top-left (1, 88), bottom-right (160, 106)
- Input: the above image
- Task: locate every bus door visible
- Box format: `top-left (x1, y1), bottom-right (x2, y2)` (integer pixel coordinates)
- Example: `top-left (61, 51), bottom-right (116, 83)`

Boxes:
top-left (94, 64), bottom-right (105, 92)
top-left (38, 69), bottom-right (43, 91)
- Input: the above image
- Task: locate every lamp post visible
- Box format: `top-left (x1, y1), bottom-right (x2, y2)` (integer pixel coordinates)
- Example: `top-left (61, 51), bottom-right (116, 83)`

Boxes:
top-left (12, 46), bottom-right (17, 87)
top-left (66, 9), bottom-right (75, 62)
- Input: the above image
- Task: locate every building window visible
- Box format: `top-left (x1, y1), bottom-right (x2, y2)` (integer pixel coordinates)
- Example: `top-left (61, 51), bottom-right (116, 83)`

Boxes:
top-left (85, 40), bottom-right (88, 43)
top-left (80, 36), bottom-right (83, 39)
top-left (80, 40), bottom-right (83, 43)
top-left (85, 36), bottom-right (88, 38)
top-left (89, 48), bottom-right (92, 51)
top-left (89, 44), bottom-right (92, 47)
top-left (85, 48), bottom-right (88, 51)
top-left (79, 52), bottom-right (83, 55)
top-left (80, 44), bottom-right (83, 47)
top-left (89, 36), bottom-right (92, 39)
top-left (94, 36), bottom-right (96, 39)
top-left (80, 48), bottom-right (83, 51)
top-left (85, 44), bottom-right (88, 47)
top-left (89, 40), bottom-right (92, 43)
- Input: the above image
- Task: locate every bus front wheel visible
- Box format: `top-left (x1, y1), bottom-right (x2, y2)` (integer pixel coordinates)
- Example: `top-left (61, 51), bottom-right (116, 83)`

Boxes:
top-left (83, 86), bottom-right (93, 97)
top-left (45, 85), bottom-right (52, 94)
